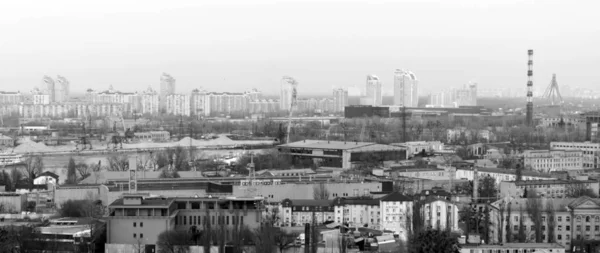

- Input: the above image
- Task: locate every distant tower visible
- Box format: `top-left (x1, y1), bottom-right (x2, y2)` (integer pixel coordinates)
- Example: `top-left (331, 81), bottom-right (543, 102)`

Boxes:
top-left (365, 75), bottom-right (382, 106)
top-left (159, 73), bottom-right (176, 112)
top-left (43, 76), bottom-right (55, 103)
top-left (393, 69), bottom-right (419, 107)
top-left (542, 74), bottom-right (563, 105)
top-left (526, 50), bottom-right (534, 126)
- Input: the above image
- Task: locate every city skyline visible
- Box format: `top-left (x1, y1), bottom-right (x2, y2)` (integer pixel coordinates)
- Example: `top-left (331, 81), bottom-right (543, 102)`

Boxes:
top-left (1, 0), bottom-right (600, 95)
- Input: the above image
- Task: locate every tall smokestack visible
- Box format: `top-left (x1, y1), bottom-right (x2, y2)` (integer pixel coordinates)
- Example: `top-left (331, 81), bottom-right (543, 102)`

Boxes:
top-left (473, 166), bottom-right (479, 201)
top-left (526, 49), bottom-right (534, 126)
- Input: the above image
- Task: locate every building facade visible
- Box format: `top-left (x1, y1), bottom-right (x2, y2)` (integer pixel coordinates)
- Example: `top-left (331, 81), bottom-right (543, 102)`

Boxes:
top-left (332, 88), bottom-right (348, 113)
top-left (159, 73), bottom-right (176, 112)
top-left (523, 149), bottom-right (584, 172)
top-left (0, 91), bottom-right (23, 104)
top-left (499, 180), bottom-right (600, 198)
top-left (165, 94), bottom-right (190, 116)
top-left (141, 87), bottom-right (159, 115)
top-left (365, 75), bottom-right (382, 106)
top-left (280, 199), bottom-right (334, 227)
top-left (333, 198), bottom-right (381, 229)
top-left (393, 69), bottom-right (418, 107)
top-left (380, 192), bottom-right (413, 242)
top-left (550, 142), bottom-right (600, 169)
top-left (280, 76), bottom-right (297, 112)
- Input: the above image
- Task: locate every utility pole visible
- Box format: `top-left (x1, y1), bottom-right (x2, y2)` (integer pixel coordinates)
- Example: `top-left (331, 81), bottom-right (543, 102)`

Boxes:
top-left (189, 122), bottom-right (194, 170)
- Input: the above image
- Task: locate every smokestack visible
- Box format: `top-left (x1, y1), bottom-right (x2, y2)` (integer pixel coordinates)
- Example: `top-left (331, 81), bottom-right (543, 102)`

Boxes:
top-left (473, 166), bottom-right (479, 202)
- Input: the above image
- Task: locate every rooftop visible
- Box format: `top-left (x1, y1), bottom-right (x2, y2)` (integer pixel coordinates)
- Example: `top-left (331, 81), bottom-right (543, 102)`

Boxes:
top-left (283, 199), bottom-right (333, 207)
top-left (380, 192), bottom-right (412, 202)
top-left (109, 197), bottom-right (174, 208)
top-left (509, 179), bottom-right (597, 186)
top-left (333, 197), bottom-right (379, 206)
top-left (279, 140), bottom-right (373, 150)
top-left (461, 243), bottom-right (564, 249)
top-left (458, 166), bottom-right (554, 178)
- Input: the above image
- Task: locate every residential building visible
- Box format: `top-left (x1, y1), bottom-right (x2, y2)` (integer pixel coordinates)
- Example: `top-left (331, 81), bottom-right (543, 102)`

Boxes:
top-left (455, 167), bottom-right (555, 185)
top-left (232, 181), bottom-right (388, 202)
top-left (165, 94), bottom-right (190, 116)
top-left (0, 91), bottom-right (23, 104)
top-left (418, 192), bottom-right (459, 232)
top-left (428, 83), bottom-right (477, 108)
top-left (0, 134), bottom-right (14, 147)
top-left (333, 198), bottom-right (381, 229)
top-left (43, 75), bottom-right (55, 103)
top-left (391, 141), bottom-right (444, 158)
top-left (55, 75), bottom-right (70, 103)
top-left (459, 243), bottom-right (565, 253)
top-left (393, 69), bottom-right (418, 107)
top-left (499, 179), bottom-right (600, 198)
top-left (332, 88), bottom-right (348, 113)
top-left (489, 196), bottom-right (600, 251)
top-left (106, 194), bottom-right (264, 251)
top-left (280, 199), bottom-right (334, 227)
top-left (141, 86), bottom-right (159, 115)
top-left (540, 116), bottom-right (585, 128)
top-left (190, 89), bottom-right (207, 117)
top-left (523, 149), bottom-right (584, 172)
top-left (296, 98), bottom-right (334, 113)
top-left (550, 142), bottom-right (600, 169)
top-left (365, 75), bottom-right (382, 106)
top-left (380, 192), bottom-right (413, 242)
top-left (391, 168), bottom-right (450, 181)
top-left (34, 171), bottom-right (60, 186)
top-left (202, 92), bottom-right (252, 117)
top-left (18, 103), bottom-right (124, 119)
top-left (159, 73), bottom-right (176, 111)
top-left (249, 99), bottom-right (280, 114)
top-left (280, 76), bottom-right (297, 112)
top-left (278, 140), bottom-right (407, 170)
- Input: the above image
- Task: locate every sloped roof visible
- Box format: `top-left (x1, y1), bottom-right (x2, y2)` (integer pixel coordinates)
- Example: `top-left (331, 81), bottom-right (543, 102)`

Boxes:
top-left (380, 192), bottom-right (412, 202)
top-left (37, 171), bottom-right (59, 179)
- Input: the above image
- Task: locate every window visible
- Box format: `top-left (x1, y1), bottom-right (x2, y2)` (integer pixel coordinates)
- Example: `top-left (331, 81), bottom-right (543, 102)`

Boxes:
top-left (567, 216), bottom-right (571, 222)
top-left (567, 235), bottom-right (570, 240)
top-left (567, 226), bottom-right (571, 231)
top-left (558, 234), bottom-right (562, 240)
top-left (577, 216), bottom-right (582, 222)
top-left (596, 226), bottom-right (600, 232)
top-left (558, 225), bottom-right (562, 231)
top-left (586, 226), bottom-right (591, 231)
top-left (514, 225), bottom-right (518, 231)
top-left (542, 216), bottom-right (546, 222)
top-left (140, 222), bottom-right (143, 227)
top-left (542, 226), bottom-right (546, 231)
top-left (133, 222), bottom-right (136, 227)
top-left (558, 216), bottom-right (562, 222)
top-left (133, 233), bottom-right (137, 238)
top-left (514, 216), bottom-right (519, 222)
top-left (140, 233), bottom-right (144, 238)
top-left (577, 225), bottom-right (581, 231)
top-left (587, 216), bottom-right (591, 222)
top-left (596, 217), bottom-right (600, 223)
top-left (226, 216), bottom-right (229, 225)
top-left (184, 216), bottom-right (187, 225)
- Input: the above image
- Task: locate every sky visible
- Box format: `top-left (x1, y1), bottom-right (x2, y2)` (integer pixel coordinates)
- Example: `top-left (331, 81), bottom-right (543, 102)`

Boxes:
top-left (1, 0), bottom-right (599, 96)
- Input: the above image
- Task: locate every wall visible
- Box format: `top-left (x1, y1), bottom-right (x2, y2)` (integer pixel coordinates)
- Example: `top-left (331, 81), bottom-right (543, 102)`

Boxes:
top-left (108, 218), bottom-right (172, 245)
top-left (106, 189), bottom-right (208, 205)
top-left (54, 185), bottom-right (109, 207)
top-left (0, 194), bottom-right (27, 212)
top-left (232, 182), bottom-right (382, 202)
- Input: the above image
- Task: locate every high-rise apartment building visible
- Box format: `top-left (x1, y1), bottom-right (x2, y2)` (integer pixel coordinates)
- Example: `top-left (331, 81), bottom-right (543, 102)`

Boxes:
top-left (0, 91), bottom-right (23, 104)
top-left (365, 75), bottom-right (382, 106)
top-left (43, 76), bottom-right (56, 103)
top-left (393, 69), bottom-right (419, 107)
top-left (159, 73), bottom-right (176, 112)
top-left (190, 89), bottom-right (207, 117)
top-left (333, 88), bottom-right (348, 112)
top-left (428, 83), bottom-right (477, 108)
top-left (141, 86), bottom-right (159, 115)
top-left (55, 75), bottom-right (70, 103)
top-left (280, 76), bottom-right (297, 112)
top-left (166, 94), bottom-right (191, 116)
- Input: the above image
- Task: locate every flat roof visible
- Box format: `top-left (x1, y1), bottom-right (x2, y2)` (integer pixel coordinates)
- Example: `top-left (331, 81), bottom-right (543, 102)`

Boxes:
top-left (461, 243), bottom-right (564, 249)
top-left (109, 197), bottom-right (174, 208)
top-left (508, 179), bottom-right (597, 186)
top-left (279, 140), bottom-right (373, 150)
top-left (458, 167), bottom-right (554, 178)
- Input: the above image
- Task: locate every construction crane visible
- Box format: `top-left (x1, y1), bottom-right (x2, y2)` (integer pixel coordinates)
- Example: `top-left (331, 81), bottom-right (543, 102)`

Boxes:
top-left (284, 76), bottom-right (298, 143)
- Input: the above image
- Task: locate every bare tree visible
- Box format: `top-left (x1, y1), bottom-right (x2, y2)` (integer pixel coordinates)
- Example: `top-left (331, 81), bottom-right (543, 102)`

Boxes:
top-left (76, 162), bottom-right (91, 179)
top-left (253, 222), bottom-right (277, 253)
top-left (547, 199), bottom-right (556, 243)
top-left (565, 183), bottom-right (598, 198)
top-left (313, 183), bottom-right (330, 200)
top-left (496, 199), bottom-right (506, 243)
top-left (23, 155), bottom-right (44, 190)
top-left (506, 201), bottom-right (512, 243)
top-left (107, 154), bottom-right (129, 171)
top-left (157, 230), bottom-right (190, 253)
top-left (517, 209), bottom-right (526, 242)
top-left (525, 194), bottom-right (543, 243)
top-left (275, 229), bottom-right (297, 253)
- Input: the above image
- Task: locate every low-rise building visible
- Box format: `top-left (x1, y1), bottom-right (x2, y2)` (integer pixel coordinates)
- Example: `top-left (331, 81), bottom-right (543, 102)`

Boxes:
top-left (416, 188), bottom-right (459, 232)
top-left (280, 199), bottom-right (334, 227)
top-left (391, 141), bottom-right (444, 158)
top-left (0, 134), bottom-right (14, 147)
top-left (459, 243), bottom-right (565, 253)
top-left (455, 166), bottom-right (555, 185)
top-left (333, 197), bottom-right (380, 229)
top-left (133, 131), bottom-right (170, 142)
top-left (379, 192), bottom-right (413, 242)
top-left (523, 149), bottom-right (584, 172)
top-left (106, 194), bottom-right (264, 251)
top-left (34, 171), bottom-right (60, 186)
top-left (278, 140), bottom-right (407, 170)
top-left (550, 142), bottom-right (600, 169)
top-left (499, 179), bottom-right (600, 198)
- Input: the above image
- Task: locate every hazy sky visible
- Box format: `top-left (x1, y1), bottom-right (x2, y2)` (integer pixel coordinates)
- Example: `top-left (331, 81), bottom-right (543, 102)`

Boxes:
top-left (1, 0), bottom-right (599, 96)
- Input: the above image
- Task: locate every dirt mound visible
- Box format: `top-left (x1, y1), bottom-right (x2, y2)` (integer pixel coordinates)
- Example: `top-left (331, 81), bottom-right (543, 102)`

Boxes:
top-left (13, 141), bottom-right (52, 153)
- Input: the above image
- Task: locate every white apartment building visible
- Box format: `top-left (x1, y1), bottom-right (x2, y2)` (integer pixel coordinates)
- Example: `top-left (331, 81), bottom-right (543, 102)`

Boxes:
top-left (32, 94), bottom-right (50, 105)
top-left (380, 192), bottom-right (413, 242)
top-left (550, 142), bottom-right (600, 169)
top-left (333, 198), bottom-right (380, 229)
top-left (280, 199), bottom-right (334, 227)
top-left (166, 94), bottom-right (190, 116)
top-left (332, 88), bottom-right (348, 113)
top-left (365, 75), bottom-right (382, 106)
top-left (280, 76), bottom-right (297, 112)
top-left (393, 69), bottom-right (418, 107)
top-left (0, 91), bottom-right (23, 104)
top-left (190, 89), bottom-right (206, 117)
top-left (159, 73), bottom-right (176, 111)
top-left (455, 167), bottom-right (555, 185)
top-left (420, 197), bottom-right (459, 231)
top-left (523, 149), bottom-right (584, 172)
top-left (499, 180), bottom-right (600, 199)
top-left (249, 99), bottom-right (280, 114)
top-left (141, 87), bottom-right (159, 115)
top-left (392, 141), bottom-right (444, 158)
